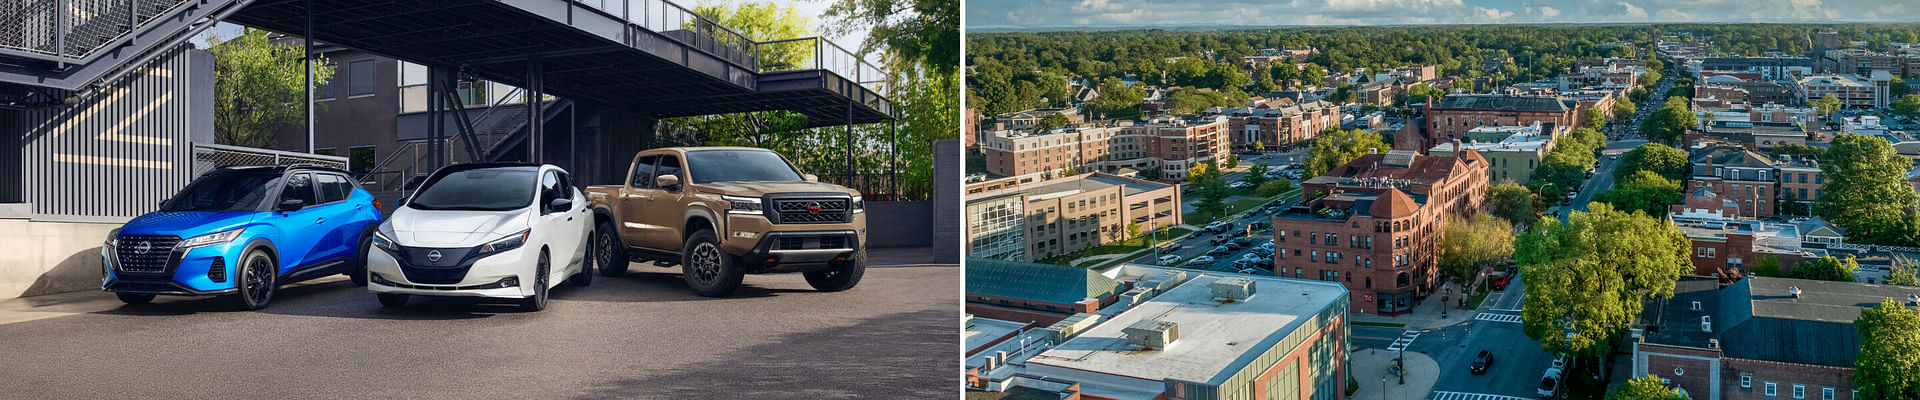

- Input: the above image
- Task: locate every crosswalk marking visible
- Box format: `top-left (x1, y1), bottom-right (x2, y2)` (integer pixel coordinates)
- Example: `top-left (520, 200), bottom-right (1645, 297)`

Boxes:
top-left (1386, 330), bottom-right (1421, 352)
top-left (1429, 391), bottom-right (1533, 400)
top-left (1475, 313), bottom-right (1523, 323)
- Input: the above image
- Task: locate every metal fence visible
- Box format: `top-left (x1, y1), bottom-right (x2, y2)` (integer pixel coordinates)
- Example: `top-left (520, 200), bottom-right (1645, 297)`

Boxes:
top-left (191, 143), bottom-right (349, 177)
top-left (0, 0), bottom-right (193, 61)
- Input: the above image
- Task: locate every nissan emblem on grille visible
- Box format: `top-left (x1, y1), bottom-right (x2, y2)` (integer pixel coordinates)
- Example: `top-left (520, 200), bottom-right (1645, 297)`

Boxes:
top-left (133, 241), bottom-right (152, 255)
top-left (427, 250), bottom-right (443, 263)
top-left (806, 201), bottom-right (822, 214)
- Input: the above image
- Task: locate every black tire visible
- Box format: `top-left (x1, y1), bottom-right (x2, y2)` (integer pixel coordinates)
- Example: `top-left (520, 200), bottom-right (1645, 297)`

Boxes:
top-left (568, 234), bottom-right (595, 287)
top-left (520, 248), bottom-right (550, 312)
top-left (347, 228), bottom-right (372, 286)
top-left (376, 293), bottom-right (409, 308)
top-left (804, 249), bottom-right (866, 292)
top-left (229, 248), bottom-right (277, 311)
top-left (115, 292), bottom-right (155, 305)
top-left (595, 221), bottom-right (628, 277)
top-left (681, 229), bottom-right (743, 297)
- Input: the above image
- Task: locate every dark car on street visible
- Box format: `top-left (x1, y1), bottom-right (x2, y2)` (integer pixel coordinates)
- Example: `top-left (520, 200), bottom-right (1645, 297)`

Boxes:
top-left (1471, 350), bottom-right (1494, 374)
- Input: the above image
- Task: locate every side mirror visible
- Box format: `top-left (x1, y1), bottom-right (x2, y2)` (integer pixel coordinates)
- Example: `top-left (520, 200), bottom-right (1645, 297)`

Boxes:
top-left (547, 197), bottom-right (573, 213)
top-left (655, 174), bottom-right (681, 189)
top-left (277, 198), bottom-right (306, 212)
top-left (804, 174), bottom-right (819, 182)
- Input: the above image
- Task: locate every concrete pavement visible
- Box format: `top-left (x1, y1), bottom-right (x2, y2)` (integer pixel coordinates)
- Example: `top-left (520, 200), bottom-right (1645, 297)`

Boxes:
top-left (0, 265), bottom-right (958, 398)
top-left (1348, 348), bottom-right (1439, 400)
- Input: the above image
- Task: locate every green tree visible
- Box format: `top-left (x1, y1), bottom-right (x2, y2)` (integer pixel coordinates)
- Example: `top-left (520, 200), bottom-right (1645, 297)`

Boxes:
top-left (1126, 221), bottom-right (1144, 240)
top-left (210, 28), bottom-right (334, 147)
top-left (1813, 93), bottom-right (1844, 122)
top-left (1893, 77), bottom-right (1914, 97)
top-left (1612, 100), bottom-right (1637, 119)
top-left (1888, 260), bottom-right (1920, 286)
top-left (1257, 179), bottom-right (1294, 198)
top-left (1299, 63), bottom-right (1326, 87)
top-left (1088, 77), bottom-right (1145, 120)
top-left (1855, 298), bottom-right (1920, 400)
top-left (820, 0), bottom-right (957, 73)
top-left (1644, 97), bottom-right (1696, 144)
top-left (1614, 143), bottom-right (1690, 181)
top-left (1817, 134), bottom-right (1920, 246)
top-left (1790, 255), bottom-right (1860, 282)
top-left (1517, 203), bottom-right (1692, 359)
top-left (1607, 375), bottom-right (1685, 400)
top-left (1636, 70), bottom-right (1663, 90)
top-left (1304, 128), bottom-right (1389, 178)
top-left (1488, 182), bottom-right (1537, 226)
top-left (1224, 154), bottom-right (1240, 169)
top-left (1582, 110), bottom-right (1607, 131)
top-left (1164, 88), bottom-right (1231, 114)
top-left (1894, 94), bottom-right (1920, 119)
top-left (1437, 212), bottom-right (1515, 286)
top-left (698, 2), bottom-right (812, 69)
top-left (1038, 113), bottom-right (1070, 131)
top-left (1771, 143), bottom-right (1827, 159)
top-left (1244, 164), bottom-right (1269, 186)
top-left (1753, 254), bottom-right (1782, 277)
top-left (1595, 170), bottom-right (1683, 216)
top-left (1254, 64), bottom-right (1282, 94)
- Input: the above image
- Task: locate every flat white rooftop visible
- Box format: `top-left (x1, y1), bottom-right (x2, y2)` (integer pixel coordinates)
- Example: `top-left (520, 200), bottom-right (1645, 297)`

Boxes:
top-left (967, 317), bottom-right (1030, 354)
top-left (1026, 266), bottom-right (1346, 386)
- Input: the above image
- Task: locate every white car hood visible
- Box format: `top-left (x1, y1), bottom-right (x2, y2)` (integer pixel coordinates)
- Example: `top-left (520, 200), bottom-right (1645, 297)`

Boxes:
top-left (384, 208), bottom-right (529, 247)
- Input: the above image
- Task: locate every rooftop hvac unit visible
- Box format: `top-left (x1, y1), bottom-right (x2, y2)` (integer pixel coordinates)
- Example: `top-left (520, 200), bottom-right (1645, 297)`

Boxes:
top-left (1701, 316), bottom-right (1713, 333)
top-left (1209, 277), bottom-right (1257, 301)
top-left (1690, 301), bottom-right (1702, 311)
top-left (1708, 339), bottom-right (1720, 349)
top-left (1123, 319), bottom-right (1180, 349)
top-left (981, 355), bottom-right (998, 372)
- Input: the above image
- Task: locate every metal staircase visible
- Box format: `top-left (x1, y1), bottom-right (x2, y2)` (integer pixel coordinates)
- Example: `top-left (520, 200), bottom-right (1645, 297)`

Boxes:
top-left (0, 0), bottom-right (251, 96)
top-left (356, 88), bottom-right (573, 191)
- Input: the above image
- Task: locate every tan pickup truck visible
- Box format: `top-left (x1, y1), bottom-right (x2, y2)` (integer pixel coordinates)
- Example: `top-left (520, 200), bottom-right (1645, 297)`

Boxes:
top-left (583, 147), bottom-right (867, 296)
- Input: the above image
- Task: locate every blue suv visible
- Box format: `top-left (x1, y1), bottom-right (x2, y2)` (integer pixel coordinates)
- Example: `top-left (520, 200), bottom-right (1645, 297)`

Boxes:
top-left (103, 165), bottom-right (384, 310)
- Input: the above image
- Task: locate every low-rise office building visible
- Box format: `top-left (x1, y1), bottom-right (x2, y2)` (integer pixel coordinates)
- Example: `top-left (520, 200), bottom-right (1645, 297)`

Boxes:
top-left (1428, 122), bottom-right (1566, 184)
top-left (1224, 101), bottom-right (1342, 151)
top-left (1792, 73), bottom-right (1891, 109)
top-left (963, 258), bottom-right (1128, 326)
top-left (964, 173), bottom-right (1182, 262)
top-left (1414, 94), bottom-right (1580, 151)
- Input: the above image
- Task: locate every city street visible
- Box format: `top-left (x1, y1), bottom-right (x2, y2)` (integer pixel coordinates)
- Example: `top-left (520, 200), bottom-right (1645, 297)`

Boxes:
top-left (1134, 148), bottom-right (1308, 269)
top-left (1408, 275), bottom-right (1559, 400)
top-left (0, 266), bottom-right (958, 398)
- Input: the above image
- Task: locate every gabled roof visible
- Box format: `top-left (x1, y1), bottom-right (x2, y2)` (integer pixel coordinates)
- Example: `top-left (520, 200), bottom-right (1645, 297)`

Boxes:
top-left (1433, 94), bottom-right (1572, 113)
top-left (965, 258), bottom-right (1123, 306)
top-left (1690, 146), bottom-right (1777, 169)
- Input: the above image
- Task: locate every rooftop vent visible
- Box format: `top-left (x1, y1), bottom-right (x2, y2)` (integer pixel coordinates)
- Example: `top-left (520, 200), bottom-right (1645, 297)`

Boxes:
top-left (1123, 319), bottom-right (1180, 349)
top-left (1908, 294), bottom-right (1919, 306)
top-left (1708, 339), bottom-right (1720, 349)
top-left (1789, 286), bottom-right (1802, 298)
top-left (1701, 316), bottom-right (1713, 333)
top-left (1209, 277), bottom-right (1257, 301)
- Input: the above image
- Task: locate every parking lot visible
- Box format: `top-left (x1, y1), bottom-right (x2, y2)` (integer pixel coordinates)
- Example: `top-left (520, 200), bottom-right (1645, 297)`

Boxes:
top-left (0, 265), bottom-right (958, 398)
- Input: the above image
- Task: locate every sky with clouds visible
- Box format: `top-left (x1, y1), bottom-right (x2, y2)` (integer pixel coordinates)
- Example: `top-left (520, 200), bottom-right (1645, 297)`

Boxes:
top-left (967, 0), bottom-right (1917, 28)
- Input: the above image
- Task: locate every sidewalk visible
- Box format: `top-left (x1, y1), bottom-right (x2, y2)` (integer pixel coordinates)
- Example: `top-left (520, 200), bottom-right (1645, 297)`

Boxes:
top-left (1348, 348), bottom-right (1438, 400)
top-left (1350, 283), bottom-right (1479, 331)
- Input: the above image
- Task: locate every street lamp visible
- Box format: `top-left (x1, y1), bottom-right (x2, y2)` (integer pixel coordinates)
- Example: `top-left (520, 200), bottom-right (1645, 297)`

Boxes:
top-left (1397, 348), bottom-right (1405, 385)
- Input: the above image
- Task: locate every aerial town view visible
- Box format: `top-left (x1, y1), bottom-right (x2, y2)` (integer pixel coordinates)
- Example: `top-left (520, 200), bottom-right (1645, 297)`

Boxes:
top-left (962, 2), bottom-right (1920, 399)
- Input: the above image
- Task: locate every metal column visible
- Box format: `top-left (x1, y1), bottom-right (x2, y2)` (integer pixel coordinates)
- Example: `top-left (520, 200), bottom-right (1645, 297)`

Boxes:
top-left (304, 0), bottom-right (315, 153)
top-left (845, 84), bottom-right (854, 187)
top-left (527, 58), bottom-right (544, 164)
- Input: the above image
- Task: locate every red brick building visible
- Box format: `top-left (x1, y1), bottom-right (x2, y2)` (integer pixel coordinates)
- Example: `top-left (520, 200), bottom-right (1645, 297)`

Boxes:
top-left (1686, 146), bottom-right (1780, 219)
top-left (1225, 100), bottom-right (1341, 151)
top-left (1411, 95), bottom-right (1580, 152)
top-left (1634, 277), bottom-right (1885, 400)
top-left (1271, 150), bottom-right (1490, 315)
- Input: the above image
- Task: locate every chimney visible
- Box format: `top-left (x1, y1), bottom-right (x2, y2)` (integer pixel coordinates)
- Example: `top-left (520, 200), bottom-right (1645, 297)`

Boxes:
top-left (1123, 319), bottom-right (1180, 349)
top-left (1209, 277), bottom-right (1257, 301)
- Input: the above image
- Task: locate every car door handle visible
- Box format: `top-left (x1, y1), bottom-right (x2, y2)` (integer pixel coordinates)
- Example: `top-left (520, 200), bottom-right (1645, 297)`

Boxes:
top-left (315, 217), bottom-right (325, 224)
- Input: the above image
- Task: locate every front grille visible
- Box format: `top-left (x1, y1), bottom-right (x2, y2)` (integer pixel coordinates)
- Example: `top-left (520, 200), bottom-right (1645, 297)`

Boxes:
top-left (779, 237), bottom-right (805, 250)
top-left (394, 246), bottom-right (477, 285)
top-left (769, 198), bottom-right (850, 224)
top-left (114, 235), bottom-right (179, 273)
top-left (775, 235), bottom-right (853, 251)
top-left (108, 281), bottom-right (186, 294)
top-left (819, 236), bottom-right (849, 250)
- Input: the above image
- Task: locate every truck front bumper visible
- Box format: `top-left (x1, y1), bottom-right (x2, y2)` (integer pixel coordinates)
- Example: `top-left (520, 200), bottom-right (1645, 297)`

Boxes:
top-left (737, 230), bottom-right (860, 273)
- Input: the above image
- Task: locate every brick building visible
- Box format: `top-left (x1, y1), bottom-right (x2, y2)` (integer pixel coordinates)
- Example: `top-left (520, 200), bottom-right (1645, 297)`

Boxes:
top-left (965, 173), bottom-right (1183, 262)
top-left (1632, 277), bottom-right (1902, 400)
top-left (1272, 150), bottom-right (1490, 315)
top-left (1428, 122), bottom-right (1565, 184)
top-left (1224, 101), bottom-right (1341, 151)
top-left (978, 116), bottom-right (1230, 182)
top-left (1412, 95), bottom-right (1580, 152)
top-left (1670, 200), bottom-right (1810, 277)
top-left (1686, 146), bottom-right (1781, 219)
top-left (1792, 73), bottom-right (1890, 109)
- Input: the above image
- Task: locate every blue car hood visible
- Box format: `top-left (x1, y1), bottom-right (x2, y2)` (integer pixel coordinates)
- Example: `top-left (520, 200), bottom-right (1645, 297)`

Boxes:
top-left (120, 211), bottom-right (256, 237)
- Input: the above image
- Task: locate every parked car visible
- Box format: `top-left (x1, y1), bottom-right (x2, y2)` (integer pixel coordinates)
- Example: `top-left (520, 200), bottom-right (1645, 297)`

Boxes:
top-left (1492, 273), bottom-right (1512, 291)
top-left (1158, 255), bottom-right (1181, 265)
top-left (1471, 350), bottom-right (1494, 374)
top-left (1225, 243), bottom-right (1242, 251)
top-left (1232, 237), bottom-right (1254, 245)
top-left (1537, 366), bottom-right (1563, 399)
top-left (103, 165), bottom-right (384, 310)
top-left (1209, 246), bottom-right (1232, 255)
top-left (584, 147), bottom-right (868, 296)
top-left (1190, 256), bottom-right (1215, 265)
top-left (367, 163), bottom-right (593, 311)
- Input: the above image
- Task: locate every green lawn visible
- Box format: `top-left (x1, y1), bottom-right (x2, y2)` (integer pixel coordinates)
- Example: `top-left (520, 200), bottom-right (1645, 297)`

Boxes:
top-left (1184, 195), bottom-right (1283, 226)
top-left (1037, 227), bottom-right (1195, 267)
top-left (1465, 281), bottom-right (1493, 310)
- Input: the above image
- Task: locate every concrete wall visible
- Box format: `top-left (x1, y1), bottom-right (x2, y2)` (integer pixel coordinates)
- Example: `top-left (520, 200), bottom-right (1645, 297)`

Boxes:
top-left (933, 139), bottom-right (962, 263)
top-left (0, 219), bottom-right (115, 299)
top-left (867, 201), bottom-right (933, 248)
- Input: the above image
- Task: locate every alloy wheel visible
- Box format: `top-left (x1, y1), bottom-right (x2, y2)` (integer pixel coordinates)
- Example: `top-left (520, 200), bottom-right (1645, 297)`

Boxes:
top-left (690, 242), bottom-right (721, 284)
top-left (244, 256), bottom-right (272, 305)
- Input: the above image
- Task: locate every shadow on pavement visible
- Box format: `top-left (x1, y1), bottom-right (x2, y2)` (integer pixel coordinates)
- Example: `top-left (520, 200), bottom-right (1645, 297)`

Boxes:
top-left (576, 307), bottom-right (958, 399)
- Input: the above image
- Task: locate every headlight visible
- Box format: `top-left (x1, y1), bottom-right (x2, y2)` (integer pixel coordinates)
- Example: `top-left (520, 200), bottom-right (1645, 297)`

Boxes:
top-left (105, 228), bottom-right (121, 247)
top-left (477, 230), bottom-right (529, 255)
top-left (371, 231), bottom-right (398, 253)
top-left (723, 195), bottom-right (763, 215)
top-left (176, 228), bottom-right (245, 249)
top-left (851, 195), bottom-right (864, 214)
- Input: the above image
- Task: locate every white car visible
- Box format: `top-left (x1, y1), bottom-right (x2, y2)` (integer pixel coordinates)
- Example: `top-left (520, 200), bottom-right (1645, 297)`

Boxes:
top-left (366, 163), bottom-right (594, 311)
top-left (1158, 255), bottom-right (1181, 265)
top-left (1190, 256), bottom-right (1216, 264)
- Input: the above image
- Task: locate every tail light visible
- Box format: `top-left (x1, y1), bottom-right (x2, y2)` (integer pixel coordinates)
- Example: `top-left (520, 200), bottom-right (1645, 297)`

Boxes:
top-left (372, 200), bottom-right (383, 208)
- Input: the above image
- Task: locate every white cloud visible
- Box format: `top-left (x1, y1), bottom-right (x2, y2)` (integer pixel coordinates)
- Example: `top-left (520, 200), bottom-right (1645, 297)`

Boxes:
top-left (965, 0), bottom-right (1920, 28)
top-left (1474, 7), bottom-right (1515, 22)
top-left (1537, 6), bottom-right (1561, 18)
top-left (1618, 1), bottom-right (1648, 19)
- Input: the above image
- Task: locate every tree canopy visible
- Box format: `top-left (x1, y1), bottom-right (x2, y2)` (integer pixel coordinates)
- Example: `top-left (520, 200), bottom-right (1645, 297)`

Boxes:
top-left (1816, 134), bottom-right (1920, 246)
top-left (1790, 255), bottom-right (1860, 282)
top-left (1595, 170), bottom-right (1683, 216)
top-left (1607, 375), bottom-right (1686, 400)
top-left (1437, 212), bottom-right (1515, 286)
top-left (1517, 203), bottom-right (1693, 358)
top-left (1488, 182), bottom-right (1537, 226)
top-left (1855, 298), bottom-right (1920, 400)
top-left (1614, 143), bottom-right (1690, 181)
top-left (1304, 128), bottom-right (1389, 178)
top-left (210, 28), bottom-right (334, 148)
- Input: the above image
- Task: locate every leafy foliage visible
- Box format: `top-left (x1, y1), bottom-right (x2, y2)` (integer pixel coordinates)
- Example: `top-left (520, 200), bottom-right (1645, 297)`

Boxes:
top-left (1437, 212), bottom-right (1514, 286)
top-left (820, 0), bottom-right (958, 74)
top-left (1789, 255), bottom-right (1860, 282)
top-left (1087, 77), bottom-right (1145, 120)
top-left (1816, 134), bottom-right (1920, 246)
top-left (1257, 179), bottom-right (1295, 198)
top-left (1304, 128), bottom-right (1389, 178)
top-left (1855, 298), bottom-right (1920, 400)
top-left (210, 28), bottom-right (334, 147)
top-left (1894, 94), bottom-right (1920, 119)
top-left (1516, 203), bottom-right (1692, 358)
top-left (1607, 375), bottom-right (1685, 400)
top-left (1488, 182), bottom-right (1537, 225)
top-left (1643, 97), bottom-right (1696, 144)
top-left (1614, 143), bottom-right (1690, 181)
top-left (1594, 170), bottom-right (1683, 216)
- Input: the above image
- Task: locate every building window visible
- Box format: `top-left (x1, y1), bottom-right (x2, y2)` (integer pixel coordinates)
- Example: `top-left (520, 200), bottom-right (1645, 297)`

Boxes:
top-left (315, 73), bottom-right (336, 100)
top-left (1794, 384), bottom-right (1804, 399)
top-left (1741, 374), bottom-right (1751, 388)
top-left (1822, 387), bottom-right (1833, 400)
top-left (1673, 367), bottom-right (1684, 376)
top-left (1766, 382), bottom-right (1776, 397)
top-left (347, 59), bottom-right (376, 97)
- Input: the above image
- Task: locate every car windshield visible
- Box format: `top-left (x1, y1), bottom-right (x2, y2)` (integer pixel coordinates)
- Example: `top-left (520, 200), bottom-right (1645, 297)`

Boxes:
top-left (408, 168), bottom-right (536, 211)
top-left (685, 150), bottom-right (802, 183)
top-left (161, 172), bottom-right (280, 212)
